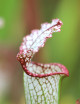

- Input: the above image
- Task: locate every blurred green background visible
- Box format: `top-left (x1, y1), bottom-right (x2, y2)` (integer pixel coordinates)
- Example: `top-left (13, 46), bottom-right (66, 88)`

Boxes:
top-left (0, 0), bottom-right (80, 104)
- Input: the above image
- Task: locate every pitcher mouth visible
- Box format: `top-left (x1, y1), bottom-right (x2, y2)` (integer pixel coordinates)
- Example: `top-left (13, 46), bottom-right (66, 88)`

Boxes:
top-left (19, 60), bottom-right (69, 78)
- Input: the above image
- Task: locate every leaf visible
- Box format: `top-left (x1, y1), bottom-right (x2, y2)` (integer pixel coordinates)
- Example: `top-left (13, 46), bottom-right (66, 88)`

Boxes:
top-left (17, 19), bottom-right (68, 77)
top-left (17, 19), bottom-right (69, 104)
top-left (24, 72), bottom-right (62, 104)
top-left (19, 19), bottom-right (62, 54)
